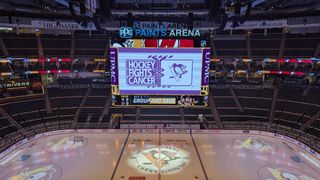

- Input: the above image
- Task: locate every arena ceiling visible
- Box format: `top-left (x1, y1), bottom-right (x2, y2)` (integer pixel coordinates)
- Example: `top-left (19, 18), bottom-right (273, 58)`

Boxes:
top-left (0, 0), bottom-right (319, 26)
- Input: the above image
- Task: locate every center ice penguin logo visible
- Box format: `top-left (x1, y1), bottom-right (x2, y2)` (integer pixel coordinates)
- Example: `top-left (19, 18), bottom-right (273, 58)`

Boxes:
top-left (128, 145), bottom-right (189, 174)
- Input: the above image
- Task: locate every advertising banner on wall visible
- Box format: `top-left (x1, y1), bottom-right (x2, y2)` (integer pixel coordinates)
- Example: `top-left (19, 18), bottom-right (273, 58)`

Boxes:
top-left (133, 21), bottom-right (189, 30)
top-left (0, 79), bottom-right (30, 89)
top-left (201, 48), bottom-right (210, 86)
top-left (31, 20), bottom-right (96, 30)
top-left (224, 20), bottom-right (288, 30)
top-left (110, 48), bottom-right (119, 85)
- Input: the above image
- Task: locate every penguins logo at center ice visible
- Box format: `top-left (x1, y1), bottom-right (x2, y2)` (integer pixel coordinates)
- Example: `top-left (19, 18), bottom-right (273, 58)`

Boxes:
top-left (129, 145), bottom-right (189, 174)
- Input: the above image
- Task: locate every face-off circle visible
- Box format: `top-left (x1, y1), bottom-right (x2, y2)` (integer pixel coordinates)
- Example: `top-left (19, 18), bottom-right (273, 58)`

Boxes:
top-left (233, 137), bottom-right (276, 154)
top-left (258, 165), bottom-right (317, 180)
top-left (0, 163), bottom-right (62, 180)
top-left (128, 145), bottom-right (189, 174)
top-left (43, 135), bottom-right (86, 153)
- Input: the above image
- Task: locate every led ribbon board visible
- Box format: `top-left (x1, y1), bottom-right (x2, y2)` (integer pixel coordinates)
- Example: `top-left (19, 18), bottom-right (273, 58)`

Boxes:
top-left (111, 48), bottom-right (210, 95)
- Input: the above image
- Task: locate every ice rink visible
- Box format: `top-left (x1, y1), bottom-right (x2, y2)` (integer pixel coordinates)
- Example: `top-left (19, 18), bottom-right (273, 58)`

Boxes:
top-left (0, 129), bottom-right (319, 180)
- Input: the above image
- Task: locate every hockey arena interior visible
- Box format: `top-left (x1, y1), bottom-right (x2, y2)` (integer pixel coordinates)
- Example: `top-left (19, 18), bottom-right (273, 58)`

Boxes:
top-left (0, 0), bottom-right (320, 180)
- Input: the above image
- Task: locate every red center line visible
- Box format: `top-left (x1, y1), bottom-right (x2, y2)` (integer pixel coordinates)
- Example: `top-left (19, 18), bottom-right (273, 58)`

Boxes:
top-left (158, 131), bottom-right (161, 180)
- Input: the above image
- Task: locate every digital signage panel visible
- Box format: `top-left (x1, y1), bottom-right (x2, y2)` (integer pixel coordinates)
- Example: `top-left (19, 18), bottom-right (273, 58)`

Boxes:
top-left (116, 48), bottom-right (208, 95)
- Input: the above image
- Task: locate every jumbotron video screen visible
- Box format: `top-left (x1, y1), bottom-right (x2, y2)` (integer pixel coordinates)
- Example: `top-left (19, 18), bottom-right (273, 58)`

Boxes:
top-left (111, 48), bottom-right (210, 106)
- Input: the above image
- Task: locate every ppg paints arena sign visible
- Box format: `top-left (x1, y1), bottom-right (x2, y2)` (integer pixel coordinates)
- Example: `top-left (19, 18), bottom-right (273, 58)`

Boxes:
top-left (120, 21), bottom-right (200, 38)
top-left (129, 145), bottom-right (189, 174)
top-left (120, 27), bottom-right (200, 38)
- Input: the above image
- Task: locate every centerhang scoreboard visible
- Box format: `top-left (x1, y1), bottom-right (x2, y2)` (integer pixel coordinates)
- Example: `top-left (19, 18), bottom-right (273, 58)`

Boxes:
top-left (110, 48), bottom-right (210, 106)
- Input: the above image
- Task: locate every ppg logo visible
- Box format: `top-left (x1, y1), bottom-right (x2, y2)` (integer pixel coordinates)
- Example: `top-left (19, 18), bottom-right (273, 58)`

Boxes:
top-left (120, 27), bottom-right (133, 38)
